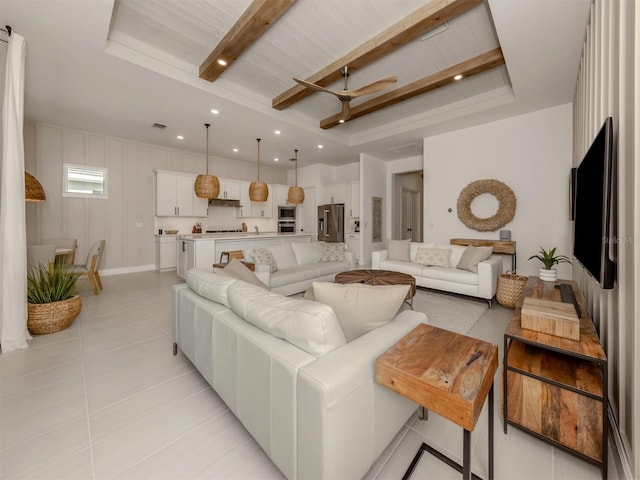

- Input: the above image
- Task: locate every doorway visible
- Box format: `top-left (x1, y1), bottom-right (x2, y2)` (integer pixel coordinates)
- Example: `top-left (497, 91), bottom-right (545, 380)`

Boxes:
top-left (393, 171), bottom-right (423, 241)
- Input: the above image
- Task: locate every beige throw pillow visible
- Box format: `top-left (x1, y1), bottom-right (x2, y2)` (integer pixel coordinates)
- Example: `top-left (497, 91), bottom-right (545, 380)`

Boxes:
top-left (312, 282), bottom-right (409, 341)
top-left (216, 259), bottom-right (267, 289)
top-left (387, 239), bottom-right (411, 261)
top-left (415, 247), bottom-right (452, 267)
top-left (321, 242), bottom-right (346, 262)
top-left (456, 246), bottom-right (493, 273)
top-left (252, 248), bottom-right (277, 273)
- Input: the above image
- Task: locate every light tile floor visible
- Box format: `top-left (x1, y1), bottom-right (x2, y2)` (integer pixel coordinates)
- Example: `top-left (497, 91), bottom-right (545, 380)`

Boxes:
top-left (0, 271), bottom-right (624, 479)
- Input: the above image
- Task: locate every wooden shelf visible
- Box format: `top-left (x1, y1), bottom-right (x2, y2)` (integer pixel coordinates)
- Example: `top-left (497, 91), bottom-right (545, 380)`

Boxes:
top-left (503, 276), bottom-right (607, 478)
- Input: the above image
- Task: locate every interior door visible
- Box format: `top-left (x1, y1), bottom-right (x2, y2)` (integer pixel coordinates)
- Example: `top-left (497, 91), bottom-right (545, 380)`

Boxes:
top-left (401, 188), bottom-right (421, 242)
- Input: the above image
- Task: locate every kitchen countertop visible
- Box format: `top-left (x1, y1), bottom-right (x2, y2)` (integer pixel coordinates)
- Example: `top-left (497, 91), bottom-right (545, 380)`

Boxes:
top-left (176, 232), bottom-right (313, 241)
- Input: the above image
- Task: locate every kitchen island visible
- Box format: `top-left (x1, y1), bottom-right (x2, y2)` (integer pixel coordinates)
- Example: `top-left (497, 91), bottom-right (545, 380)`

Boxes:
top-left (176, 232), bottom-right (314, 279)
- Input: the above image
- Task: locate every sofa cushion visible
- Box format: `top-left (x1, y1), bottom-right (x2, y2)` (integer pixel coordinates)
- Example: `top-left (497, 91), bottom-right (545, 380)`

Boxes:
top-left (422, 265), bottom-right (479, 285)
top-left (187, 268), bottom-right (237, 307)
top-left (321, 242), bottom-right (346, 262)
top-left (291, 242), bottom-right (323, 265)
top-left (379, 259), bottom-right (425, 277)
top-left (409, 242), bottom-right (436, 262)
top-left (387, 239), bottom-right (411, 261)
top-left (457, 246), bottom-right (493, 273)
top-left (307, 261), bottom-right (351, 276)
top-left (415, 247), bottom-right (451, 267)
top-left (268, 243), bottom-right (298, 271)
top-left (312, 282), bottom-right (409, 341)
top-left (216, 259), bottom-right (267, 289)
top-left (252, 248), bottom-right (277, 273)
top-left (227, 281), bottom-right (346, 357)
top-left (269, 266), bottom-right (317, 288)
top-left (443, 244), bottom-right (467, 268)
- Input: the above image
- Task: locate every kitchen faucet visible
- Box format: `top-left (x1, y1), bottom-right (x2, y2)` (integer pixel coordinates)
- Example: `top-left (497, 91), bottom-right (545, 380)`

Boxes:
top-left (254, 226), bottom-right (259, 235)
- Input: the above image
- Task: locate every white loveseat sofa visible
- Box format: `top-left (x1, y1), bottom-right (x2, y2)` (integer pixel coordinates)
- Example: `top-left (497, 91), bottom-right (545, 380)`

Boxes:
top-left (247, 241), bottom-right (355, 296)
top-left (173, 269), bottom-right (427, 479)
top-left (372, 241), bottom-right (502, 306)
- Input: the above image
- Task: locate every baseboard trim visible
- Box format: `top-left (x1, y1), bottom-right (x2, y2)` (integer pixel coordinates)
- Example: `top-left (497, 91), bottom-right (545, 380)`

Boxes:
top-left (100, 264), bottom-right (156, 276)
top-left (609, 407), bottom-right (633, 480)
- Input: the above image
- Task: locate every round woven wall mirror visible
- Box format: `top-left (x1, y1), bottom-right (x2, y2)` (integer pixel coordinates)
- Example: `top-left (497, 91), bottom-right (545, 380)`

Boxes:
top-left (456, 179), bottom-right (516, 232)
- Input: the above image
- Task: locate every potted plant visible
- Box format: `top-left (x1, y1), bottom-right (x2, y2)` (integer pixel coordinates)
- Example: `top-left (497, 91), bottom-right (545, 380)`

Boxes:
top-left (27, 262), bottom-right (82, 334)
top-left (528, 246), bottom-right (572, 282)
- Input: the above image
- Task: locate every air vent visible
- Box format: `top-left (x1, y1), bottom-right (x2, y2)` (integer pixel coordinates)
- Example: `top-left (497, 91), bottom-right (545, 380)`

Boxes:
top-left (152, 123), bottom-right (167, 129)
top-left (389, 142), bottom-right (418, 154)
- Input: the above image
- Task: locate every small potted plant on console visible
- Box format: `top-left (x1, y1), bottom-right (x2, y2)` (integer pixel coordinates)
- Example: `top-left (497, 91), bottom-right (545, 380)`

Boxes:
top-left (528, 246), bottom-right (572, 282)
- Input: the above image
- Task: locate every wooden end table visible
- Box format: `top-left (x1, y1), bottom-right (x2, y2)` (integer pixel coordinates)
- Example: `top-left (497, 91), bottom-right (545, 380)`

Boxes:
top-left (212, 261), bottom-right (255, 271)
top-left (335, 269), bottom-right (416, 307)
top-left (376, 324), bottom-right (498, 480)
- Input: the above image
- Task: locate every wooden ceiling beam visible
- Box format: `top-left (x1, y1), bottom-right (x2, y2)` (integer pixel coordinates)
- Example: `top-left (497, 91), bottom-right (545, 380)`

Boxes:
top-left (199, 0), bottom-right (297, 82)
top-left (272, 0), bottom-right (484, 110)
top-left (319, 47), bottom-right (505, 129)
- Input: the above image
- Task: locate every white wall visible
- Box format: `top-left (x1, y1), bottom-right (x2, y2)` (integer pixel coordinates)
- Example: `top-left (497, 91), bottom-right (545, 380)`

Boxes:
top-left (24, 122), bottom-right (287, 271)
top-left (360, 153), bottom-right (387, 263)
top-left (573, 1), bottom-right (639, 477)
top-left (423, 104), bottom-right (574, 278)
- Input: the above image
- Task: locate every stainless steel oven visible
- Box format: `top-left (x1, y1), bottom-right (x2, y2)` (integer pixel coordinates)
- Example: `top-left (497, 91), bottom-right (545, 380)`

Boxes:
top-left (278, 206), bottom-right (296, 220)
top-left (278, 221), bottom-right (296, 233)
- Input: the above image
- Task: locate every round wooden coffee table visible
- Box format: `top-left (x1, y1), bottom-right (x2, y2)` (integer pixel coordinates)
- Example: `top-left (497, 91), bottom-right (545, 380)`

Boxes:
top-left (334, 269), bottom-right (416, 308)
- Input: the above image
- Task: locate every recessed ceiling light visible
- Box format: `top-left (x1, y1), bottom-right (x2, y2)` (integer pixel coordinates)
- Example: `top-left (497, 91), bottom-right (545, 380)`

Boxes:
top-left (274, 130), bottom-right (281, 135)
top-left (338, 119), bottom-right (345, 124)
top-left (454, 74), bottom-right (463, 81)
top-left (177, 135), bottom-right (184, 140)
top-left (233, 148), bottom-right (238, 153)
top-left (317, 145), bottom-right (323, 149)
top-left (217, 59), bottom-right (227, 66)
top-left (274, 158), bottom-right (279, 162)
top-left (210, 109), bottom-right (219, 115)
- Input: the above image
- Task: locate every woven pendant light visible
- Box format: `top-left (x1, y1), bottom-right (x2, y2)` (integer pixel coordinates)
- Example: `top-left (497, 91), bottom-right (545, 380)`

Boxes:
top-left (194, 123), bottom-right (220, 199)
top-left (287, 149), bottom-right (304, 204)
top-left (249, 138), bottom-right (269, 202)
top-left (25, 172), bottom-right (46, 202)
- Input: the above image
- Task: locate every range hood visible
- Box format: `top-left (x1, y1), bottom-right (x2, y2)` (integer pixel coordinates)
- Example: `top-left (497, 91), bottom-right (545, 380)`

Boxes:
top-left (208, 198), bottom-right (242, 207)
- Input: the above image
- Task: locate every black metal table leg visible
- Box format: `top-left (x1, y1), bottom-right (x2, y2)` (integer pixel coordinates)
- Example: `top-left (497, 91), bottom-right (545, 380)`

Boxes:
top-left (463, 429), bottom-right (471, 480)
top-left (489, 384), bottom-right (494, 480)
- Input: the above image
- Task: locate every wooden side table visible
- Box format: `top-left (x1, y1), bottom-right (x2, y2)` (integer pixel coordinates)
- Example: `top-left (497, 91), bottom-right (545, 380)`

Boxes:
top-left (212, 261), bottom-right (255, 271)
top-left (376, 324), bottom-right (498, 480)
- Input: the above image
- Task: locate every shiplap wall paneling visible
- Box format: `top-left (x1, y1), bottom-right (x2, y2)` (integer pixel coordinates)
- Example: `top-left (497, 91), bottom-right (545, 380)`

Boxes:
top-left (107, 139), bottom-right (125, 268)
top-left (37, 126), bottom-right (64, 241)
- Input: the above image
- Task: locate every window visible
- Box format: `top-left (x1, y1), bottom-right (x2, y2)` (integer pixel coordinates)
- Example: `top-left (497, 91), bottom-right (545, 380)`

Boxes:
top-left (63, 164), bottom-right (108, 199)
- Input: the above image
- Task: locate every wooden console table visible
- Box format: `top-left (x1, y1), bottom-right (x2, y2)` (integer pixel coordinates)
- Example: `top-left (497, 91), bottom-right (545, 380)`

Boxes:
top-left (450, 238), bottom-right (517, 271)
top-left (503, 277), bottom-right (607, 479)
top-left (377, 324), bottom-right (498, 479)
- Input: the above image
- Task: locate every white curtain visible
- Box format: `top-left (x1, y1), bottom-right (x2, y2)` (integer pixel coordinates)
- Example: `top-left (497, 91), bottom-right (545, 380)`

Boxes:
top-left (0, 32), bottom-right (29, 353)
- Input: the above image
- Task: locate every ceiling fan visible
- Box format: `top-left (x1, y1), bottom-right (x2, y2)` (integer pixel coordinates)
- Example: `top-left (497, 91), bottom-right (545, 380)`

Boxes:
top-left (293, 66), bottom-right (397, 122)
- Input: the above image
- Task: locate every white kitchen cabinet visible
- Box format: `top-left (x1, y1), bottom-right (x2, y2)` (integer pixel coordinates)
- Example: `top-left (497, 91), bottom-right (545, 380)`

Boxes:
top-left (318, 183), bottom-right (347, 205)
top-left (236, 181), bottom-right (273, 218)
top-left (350, 181), bottom-right (360, 217)
top-left (176, 238), bottom-right (188, 278)
top-left (176, 237), bottom-right (217, 279)
top-left (155, 170), bottom-right (207, 217)
top-left (155, 235), bottom-right (177, 272)
top-left (219, 179), bottom-right (241, 200)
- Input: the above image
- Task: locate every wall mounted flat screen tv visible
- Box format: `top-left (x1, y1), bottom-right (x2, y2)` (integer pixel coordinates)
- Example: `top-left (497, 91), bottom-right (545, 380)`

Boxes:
top-left (573, 117), bottom-right (615, 289)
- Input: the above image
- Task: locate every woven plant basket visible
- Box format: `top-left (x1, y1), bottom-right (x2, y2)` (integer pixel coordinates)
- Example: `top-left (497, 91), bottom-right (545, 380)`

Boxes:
top-left (496, 271), bottom-right (528, 309)
top-left (287, 186), bottom-right (304, 204)
top-left (27, 295), bottom-right (82, 335)
top-left (249, 181), bottom-right (269, 202)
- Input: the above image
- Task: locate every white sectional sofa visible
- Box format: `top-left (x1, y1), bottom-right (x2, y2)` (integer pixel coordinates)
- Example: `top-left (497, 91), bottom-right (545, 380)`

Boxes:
top-left (246, 241), bottom-right (355, 296)
top-left (173, 269), bottom-right (427, 479)
top-left (372, 241), bottom-right (502, 306)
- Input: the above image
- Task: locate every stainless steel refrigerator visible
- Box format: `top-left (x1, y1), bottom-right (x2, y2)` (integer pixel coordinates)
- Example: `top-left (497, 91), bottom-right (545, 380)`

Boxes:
top-left (317, 204), bottom-right (344, 242)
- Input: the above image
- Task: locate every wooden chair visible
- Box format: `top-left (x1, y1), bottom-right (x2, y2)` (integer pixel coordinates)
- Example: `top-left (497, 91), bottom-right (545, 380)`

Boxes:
top-left (41, 238), bottom-right (78, 264)
top-left (71, 240), bottom-right (105, 295)
top-left (27, 244), bottom-right (56, 274)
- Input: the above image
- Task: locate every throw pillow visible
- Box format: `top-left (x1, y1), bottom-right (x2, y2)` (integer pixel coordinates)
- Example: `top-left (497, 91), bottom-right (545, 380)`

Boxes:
top-left (312, 282), bottom-right (409, 341)
top-left (227, 281), bottom-right (346, 357)
top-left (187, 268), bottom-right (237, 307)
top-left (267, 243), bottom-right (297, 271)
top-left (387, 239), bottom-right (411, 261)
top-left (252, 248), bottom-right (277, 273)
top-left (415, 247), bottom-right (452, 267)
top-left (456, 246), bottom-right (493, 273)
top-left (291, 242), bottom-right (323, 265)
top-left (216, 259), bottom-right (267, 289)
top-left (321, 242), bottom-right (346, 262)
